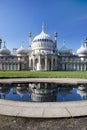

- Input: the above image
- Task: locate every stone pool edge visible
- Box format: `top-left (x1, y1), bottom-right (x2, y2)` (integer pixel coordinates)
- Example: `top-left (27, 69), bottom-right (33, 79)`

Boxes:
top-left (0, 99), bottom-right (87, 118)
top-left (0, 78), bottom-right (87, 118)
top-left (0, 78), bottom-right (87, 84)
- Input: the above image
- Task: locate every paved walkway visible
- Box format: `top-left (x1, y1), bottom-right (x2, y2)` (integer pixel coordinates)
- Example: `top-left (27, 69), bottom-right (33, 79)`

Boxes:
top-left (0, 78), bottom-right (87, 118)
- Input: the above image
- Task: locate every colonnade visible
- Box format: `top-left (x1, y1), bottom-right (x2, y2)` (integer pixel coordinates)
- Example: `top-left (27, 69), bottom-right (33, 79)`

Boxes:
top-left (61, 63), bottom-right (87, 71)
top-left (0, 63), bottom-right (20, 70)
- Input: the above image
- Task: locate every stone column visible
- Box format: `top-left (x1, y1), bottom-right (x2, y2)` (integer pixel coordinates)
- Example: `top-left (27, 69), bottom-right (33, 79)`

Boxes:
top-left (81, 64), bottom-right (82, 71)
top-left (29, 57), bottom-right (31, 70)
top-left (84, 64), bottom-right (86, 71)
top-left (12, 64), bottom-right (13, 70)
top-left (14, 64), bottom-right (16, 70)
top-left (79, 64), bottom-right (81, 70)
top-left (33, 56), bottom-right (35, 70)
top-left (38, 55), bottom-right (41, 70)
top-left (86, 63), bottom-right (87, 71)
top-left (55, 57), bottom-right (57, 70)
top-left (70, 64), bottom-right (72, 70)
top-left (7, 64), bottom-right (9, 70)
top-left (13, 64), bottom-right (14, 70)
top-left (79, 64), bottom-right (80, 71)
top-left (62, 64), bottom-right (65, 70)
top-left (18, 63), bottom-right (20, 70)
top-left (75, 64), bottom-right (77, 70)
top-left (66, 64), bottom-right (68, 70)
top-left (72, 64), bottom-right (74, 70)
top-left (77, 64), bottom-right (79, 71)
top-left (4, 64), bottom-right (5, 70)
top-left (82, 64), bottom-right (84, 71)
top-left (0, 64), bottom-right (2, 70)
top-left (45, 55), bottom-right (47, 70)
top-left (51, 56), bottom-right (53, 70)
top-left (11, 64), bottom-right (12, 70)
top-left (73, 64), bottom-right (76, 70)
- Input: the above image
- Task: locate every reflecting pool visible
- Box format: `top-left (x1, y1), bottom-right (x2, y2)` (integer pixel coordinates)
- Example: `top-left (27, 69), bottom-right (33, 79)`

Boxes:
top-left (0, 83), bottom-right (87, 102)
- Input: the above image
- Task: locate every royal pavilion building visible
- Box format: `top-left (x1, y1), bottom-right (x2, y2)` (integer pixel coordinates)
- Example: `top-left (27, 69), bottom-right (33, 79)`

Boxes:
top-left (0, 25), bottom-right (87, 71)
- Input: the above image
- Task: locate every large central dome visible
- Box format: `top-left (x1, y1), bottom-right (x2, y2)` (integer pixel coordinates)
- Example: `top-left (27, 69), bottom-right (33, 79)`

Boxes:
top-left (31, 25), bottom-right (56, 54)
top-left (33, 28), bottom-right (51, 41)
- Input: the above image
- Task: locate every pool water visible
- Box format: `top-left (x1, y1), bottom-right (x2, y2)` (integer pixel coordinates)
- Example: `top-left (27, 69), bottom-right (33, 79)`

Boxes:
top-left (0, 83), bottom-right (87, 102)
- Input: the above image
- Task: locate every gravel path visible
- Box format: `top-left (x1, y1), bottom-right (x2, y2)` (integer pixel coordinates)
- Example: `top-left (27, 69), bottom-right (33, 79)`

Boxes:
top-left (0, 116), bottom-right (87, 130)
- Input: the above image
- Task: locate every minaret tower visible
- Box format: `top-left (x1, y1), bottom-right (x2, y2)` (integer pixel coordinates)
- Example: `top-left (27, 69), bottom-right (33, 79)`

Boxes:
top-left (84, 38), bottom-right (87, 48)
top-left (29, 32), bottom-right (32, 48)
top-left (0, 38), bottom-right (2, 49)
top-left (3, 41), bottom-right (6, 48)
top-left (54, 32), bottom-right (58, 48)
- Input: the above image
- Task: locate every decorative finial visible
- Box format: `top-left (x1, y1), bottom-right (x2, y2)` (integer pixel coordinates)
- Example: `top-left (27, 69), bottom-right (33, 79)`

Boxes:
top-left (84, 38), bottom-right (87, 48)
top-left (3, 41), bottom-right (6, 48)
top-left (54, 32), bottom-right (58, 37)
top-left (0, 38), bottom-right (2, 49)
top-left (81, 40), bottom-right (83, 46)
top-left (85, 38), bottom-right (87, 43)
top-left (21, 41), bottom-right (24, 48)
top-left (29, 32), bottom-right (32, 38)
top-left (63, 40), bottom-right (66, 46)
top-left (42, 23), bottom-right (44, 32)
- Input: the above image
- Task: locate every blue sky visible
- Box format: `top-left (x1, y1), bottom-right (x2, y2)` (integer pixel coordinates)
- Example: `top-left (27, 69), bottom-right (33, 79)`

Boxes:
top-left (0, 0), bottom-right (87, 53)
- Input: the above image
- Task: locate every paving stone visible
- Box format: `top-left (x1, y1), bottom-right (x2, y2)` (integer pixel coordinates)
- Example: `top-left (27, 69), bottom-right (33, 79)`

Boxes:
top-left (68, 106), bottom-right (87, 117)
top-left (43, 107), bottom-right (71, 118)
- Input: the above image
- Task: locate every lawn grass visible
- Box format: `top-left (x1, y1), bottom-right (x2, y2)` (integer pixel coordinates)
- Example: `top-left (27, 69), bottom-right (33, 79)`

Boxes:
top-left (0, 71), bottom-right (87, 79)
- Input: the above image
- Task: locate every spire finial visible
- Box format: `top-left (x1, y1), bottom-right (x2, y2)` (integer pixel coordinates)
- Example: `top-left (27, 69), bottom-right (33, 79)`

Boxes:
top-left (84, 38), bottom-right (87, 48)
top-left (81, 40), bottom-right (83, 46)
top-left (42, 23), bottom-right (44, 32)
top-left (21, 41), bottom-right (24, 48)
top-left (63, 40), bottom-right (66, 46)
top-left (3, 41), bottom-right (6, 48)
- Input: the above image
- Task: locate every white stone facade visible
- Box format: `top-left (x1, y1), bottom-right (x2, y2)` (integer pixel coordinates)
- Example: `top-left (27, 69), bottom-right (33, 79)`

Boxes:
top-left (0, 26), bottom-right (87, 71)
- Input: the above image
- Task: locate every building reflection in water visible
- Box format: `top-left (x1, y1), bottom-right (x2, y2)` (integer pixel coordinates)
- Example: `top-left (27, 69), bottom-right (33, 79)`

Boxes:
top-left (0, 83), bottom-right (87, 102)
top-left (29, 83), bottom-right (58, 102)
top-left (0, 84), bottom-right (10, 99)
top-left (58, 84), bottom-right (74, 101)
top-left (77, 84), bottom-right (87, 100)
top-left (12, 83), bottom-right (29, 101)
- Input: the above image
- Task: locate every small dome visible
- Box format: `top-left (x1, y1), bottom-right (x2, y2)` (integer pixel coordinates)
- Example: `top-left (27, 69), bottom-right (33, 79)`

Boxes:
top-left (77, 39), bottom-right (87, 56)
top-left (59, 43), bottom-right (72, 55)
top-left (0, 43), bottom-right (10, 56)
top-left (77, 45), bottom-right (87, 56)
top-left (77, 88), bottom-right (87, 98)
top-left (16, 45), bottom-right (28, 56)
